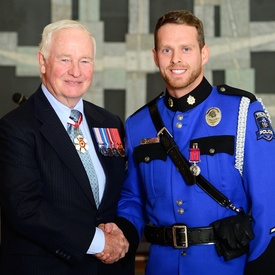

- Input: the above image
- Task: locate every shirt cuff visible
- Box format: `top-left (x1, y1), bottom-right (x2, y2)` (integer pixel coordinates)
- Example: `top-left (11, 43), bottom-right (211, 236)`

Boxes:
top-left (86, 227), bottom-right (105, 254)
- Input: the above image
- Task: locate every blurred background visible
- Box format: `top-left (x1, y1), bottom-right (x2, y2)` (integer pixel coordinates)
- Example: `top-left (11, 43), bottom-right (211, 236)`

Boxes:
top-left (1, 0), bottom-right (275, 122)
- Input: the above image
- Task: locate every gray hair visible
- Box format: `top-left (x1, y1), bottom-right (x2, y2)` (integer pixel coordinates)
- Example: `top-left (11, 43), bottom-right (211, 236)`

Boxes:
top-left (38, 19), bottom-right (96, 59)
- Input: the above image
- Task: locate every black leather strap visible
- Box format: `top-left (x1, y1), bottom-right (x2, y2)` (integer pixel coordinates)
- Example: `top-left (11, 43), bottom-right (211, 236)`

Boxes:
top-left (144, 224), bottom-right (217, 247)
top-left (159, 125), bottom-right (196, 186)
top-left (148, 99), bottom-right (230, 208)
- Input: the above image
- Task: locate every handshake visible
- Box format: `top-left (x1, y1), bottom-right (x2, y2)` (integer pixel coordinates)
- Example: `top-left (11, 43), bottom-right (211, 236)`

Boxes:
top-left (95, 223), bottom-right (129, 264)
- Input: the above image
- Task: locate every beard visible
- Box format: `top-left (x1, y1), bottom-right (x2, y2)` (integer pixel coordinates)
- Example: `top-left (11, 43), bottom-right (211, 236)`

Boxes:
top-left (161, 65), bottom-right (203, 91)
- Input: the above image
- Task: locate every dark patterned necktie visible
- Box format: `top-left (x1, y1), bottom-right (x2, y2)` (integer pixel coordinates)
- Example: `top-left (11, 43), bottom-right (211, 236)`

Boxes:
top-left (67, 109), bottom-right (100, 208)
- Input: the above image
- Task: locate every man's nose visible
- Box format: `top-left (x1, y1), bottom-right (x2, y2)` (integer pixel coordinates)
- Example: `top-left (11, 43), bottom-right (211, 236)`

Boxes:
top-left (171, 51), bottom-right (182, 64)
top-left (68, 62), bottom-right (81, 77)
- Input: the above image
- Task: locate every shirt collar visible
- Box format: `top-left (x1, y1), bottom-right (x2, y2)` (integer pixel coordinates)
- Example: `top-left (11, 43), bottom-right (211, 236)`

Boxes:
top-left (41, 84), bottom-right (84, 129)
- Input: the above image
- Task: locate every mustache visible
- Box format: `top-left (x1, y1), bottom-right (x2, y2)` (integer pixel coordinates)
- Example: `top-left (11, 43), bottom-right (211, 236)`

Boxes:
top-left (167, 65), bottom-right (187, 70)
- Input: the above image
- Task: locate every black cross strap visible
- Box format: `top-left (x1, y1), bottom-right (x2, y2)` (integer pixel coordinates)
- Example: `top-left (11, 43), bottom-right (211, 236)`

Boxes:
top-left (148, 99), bottom-right (242, 212)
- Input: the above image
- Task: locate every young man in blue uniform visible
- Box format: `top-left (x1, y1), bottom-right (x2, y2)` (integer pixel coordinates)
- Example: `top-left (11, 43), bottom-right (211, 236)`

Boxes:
top-left (114, 10), bottom-right (275, 275)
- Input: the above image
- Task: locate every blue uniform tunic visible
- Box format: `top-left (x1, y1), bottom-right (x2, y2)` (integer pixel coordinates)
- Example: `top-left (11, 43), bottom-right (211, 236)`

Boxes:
top-left (117, 78), bottom-right (275, 274)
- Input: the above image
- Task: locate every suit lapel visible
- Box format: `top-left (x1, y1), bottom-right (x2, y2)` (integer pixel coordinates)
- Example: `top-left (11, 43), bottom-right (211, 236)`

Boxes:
top-left (33, 89), bottom-right (95, 204)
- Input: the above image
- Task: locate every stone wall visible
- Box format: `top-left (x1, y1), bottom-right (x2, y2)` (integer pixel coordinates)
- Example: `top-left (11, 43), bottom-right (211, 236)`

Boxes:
top-left (1, 0), bottom-right (275, 121)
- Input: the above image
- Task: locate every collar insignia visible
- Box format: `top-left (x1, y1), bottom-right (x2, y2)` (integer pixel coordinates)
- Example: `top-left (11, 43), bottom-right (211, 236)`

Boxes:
top-left (168, 97), bottom-right (173, 107)
top-left (187, 95), bottom-right (195, 105)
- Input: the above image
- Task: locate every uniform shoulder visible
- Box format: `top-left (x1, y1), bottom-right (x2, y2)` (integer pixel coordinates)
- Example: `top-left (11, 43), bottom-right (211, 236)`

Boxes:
top-left (217, 84), bottom-right (257, 102)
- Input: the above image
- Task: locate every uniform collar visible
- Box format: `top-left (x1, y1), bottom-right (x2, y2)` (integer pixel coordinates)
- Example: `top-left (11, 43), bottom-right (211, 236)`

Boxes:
top-left (164, 77), bottom-right (212, 112)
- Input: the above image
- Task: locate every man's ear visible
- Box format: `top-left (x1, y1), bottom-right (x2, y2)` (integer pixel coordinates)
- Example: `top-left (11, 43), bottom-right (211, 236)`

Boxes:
top-left (37, 51), bottom-right (46, 74)
top-left (201, 45), bottom-right (210, 66)
top-left (152, 48), bottom-right (159, 68)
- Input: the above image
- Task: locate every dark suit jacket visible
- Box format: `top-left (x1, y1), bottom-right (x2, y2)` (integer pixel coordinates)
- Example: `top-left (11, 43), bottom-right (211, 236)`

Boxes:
top-left (0, 86), bottom-right (138, 275)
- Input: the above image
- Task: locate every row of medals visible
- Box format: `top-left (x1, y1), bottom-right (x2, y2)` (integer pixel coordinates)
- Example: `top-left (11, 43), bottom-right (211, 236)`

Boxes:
top-left (73, 128), bottom-right (125, 157)
top-left (93, 127), bottom-right (125, 157)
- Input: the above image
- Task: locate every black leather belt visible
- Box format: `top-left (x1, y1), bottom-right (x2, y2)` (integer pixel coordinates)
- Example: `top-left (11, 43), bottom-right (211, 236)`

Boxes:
top-left (144, 224), bottom-right (217, 248)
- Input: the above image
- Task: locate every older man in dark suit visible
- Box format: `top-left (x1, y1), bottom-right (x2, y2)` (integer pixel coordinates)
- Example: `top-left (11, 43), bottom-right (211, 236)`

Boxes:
top-left (0, 19), bottom-right (138, 275)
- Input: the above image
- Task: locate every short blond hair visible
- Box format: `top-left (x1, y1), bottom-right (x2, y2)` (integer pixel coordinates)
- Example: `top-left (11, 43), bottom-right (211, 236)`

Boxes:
top-left (154, 10), bottom-right (205, 50)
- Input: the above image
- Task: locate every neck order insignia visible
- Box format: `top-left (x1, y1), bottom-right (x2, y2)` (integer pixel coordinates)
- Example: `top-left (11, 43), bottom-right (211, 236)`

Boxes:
top-left (74, 135), bottom-right (89, 153)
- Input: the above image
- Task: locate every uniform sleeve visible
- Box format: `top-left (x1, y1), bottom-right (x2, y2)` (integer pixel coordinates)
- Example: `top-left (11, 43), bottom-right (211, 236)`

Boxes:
top-left (117, 116), bottom-right (149, 240)
top-left (243, 99), bottom-right (275, 272)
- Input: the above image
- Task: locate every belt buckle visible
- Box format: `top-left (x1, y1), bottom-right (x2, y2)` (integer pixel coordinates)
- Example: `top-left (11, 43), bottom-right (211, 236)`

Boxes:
top-left (172, 225), bottom-right (188, 248)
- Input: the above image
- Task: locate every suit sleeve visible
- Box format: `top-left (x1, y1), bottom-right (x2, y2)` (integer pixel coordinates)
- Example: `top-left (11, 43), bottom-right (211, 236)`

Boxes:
top-left (0, 115), bottom-right (94, 265)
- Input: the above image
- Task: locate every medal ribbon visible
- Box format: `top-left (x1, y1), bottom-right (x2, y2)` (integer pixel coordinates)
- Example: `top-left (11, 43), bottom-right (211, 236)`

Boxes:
top-left (110, 128), bottom-right (125, 157)
top-left (99, 128), bottom-right (109, 147)
top-left (106, 128), bottom-right (115, 149)
top-left (100, 128), bottom-right (113, 156)
top-left (189, 143), bottom-right (200, 163)
top-left (93, 128), bottom-right (104, 148)
top-left (68, 112), bottom-right (83, 128)
top-left (109, 128), bottom-right (123, 149)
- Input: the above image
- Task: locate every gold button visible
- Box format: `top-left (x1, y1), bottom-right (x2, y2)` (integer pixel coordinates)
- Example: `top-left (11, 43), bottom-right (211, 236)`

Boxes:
top-left (144, 156), bottom-right (150, 162)
top-left (209, 148), bottom-right (215, 154)
top-left (181, 251), bottom-right (187, 256)
top-left (176, 200), bottom-right (183, 206)
top-left (176, 122), bottom-right (182, 128)
top-left (177, 114), bottom-right (183, 120)
top-left (178, 208), bottom-right (184, 214)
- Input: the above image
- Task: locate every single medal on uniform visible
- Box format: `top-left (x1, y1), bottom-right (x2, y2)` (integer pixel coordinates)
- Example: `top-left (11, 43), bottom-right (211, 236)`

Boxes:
top-left (189, 143), bottom-right (201, 176)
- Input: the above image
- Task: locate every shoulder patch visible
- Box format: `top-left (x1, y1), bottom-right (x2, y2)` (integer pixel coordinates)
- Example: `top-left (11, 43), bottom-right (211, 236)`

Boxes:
top-left (254, 111), bottom-right (275, 141)
top-left (217, 84), bottom-right (257, 102)
top-left (130, 92), bottom-right (164, 117)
